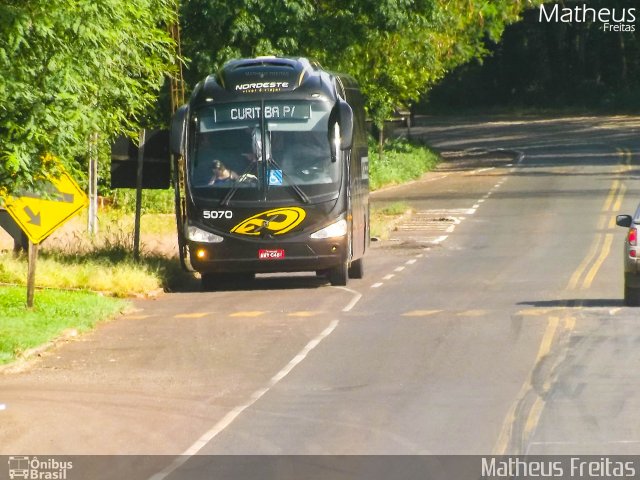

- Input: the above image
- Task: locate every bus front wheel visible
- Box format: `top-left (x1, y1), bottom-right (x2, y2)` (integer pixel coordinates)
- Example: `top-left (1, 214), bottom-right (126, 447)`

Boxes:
top-left (348, 257), bottom-right (364, 279)
top-left (329, 262), bottom-right (348, 286)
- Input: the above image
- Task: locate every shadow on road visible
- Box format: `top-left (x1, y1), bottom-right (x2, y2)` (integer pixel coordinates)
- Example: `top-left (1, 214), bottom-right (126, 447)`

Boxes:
top-left (518, 298), bottom-right (626, 308)
top-left (169, 272), bottom-right (330, 293)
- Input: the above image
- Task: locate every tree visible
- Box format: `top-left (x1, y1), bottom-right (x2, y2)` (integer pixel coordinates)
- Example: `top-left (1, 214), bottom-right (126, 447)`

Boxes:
top-left (180, 0), bottom-right (536, 137)
top-left (428, 0), bottom-right (640, 111)
top-left (0, 0), bottom-right (178, 196)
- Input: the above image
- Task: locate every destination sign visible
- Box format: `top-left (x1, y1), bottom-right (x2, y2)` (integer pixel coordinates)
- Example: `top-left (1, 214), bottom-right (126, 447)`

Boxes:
top-left (215, 103), bottom-right (311, 123)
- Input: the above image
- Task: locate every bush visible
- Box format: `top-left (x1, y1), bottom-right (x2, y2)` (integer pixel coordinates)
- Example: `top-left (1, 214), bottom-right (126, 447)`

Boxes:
top-left (369, 137), bottom-right (440, 190)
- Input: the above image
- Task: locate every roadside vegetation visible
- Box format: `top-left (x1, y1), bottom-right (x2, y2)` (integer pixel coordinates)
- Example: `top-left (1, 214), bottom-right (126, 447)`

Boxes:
top-left (369, 137), bottom-right (440, 191)
top-left (0, 209), bottom-right (191, 296)
top-left (370, 202), bottom-right (412, 241)
top-left (0, 286), bottom-right (127, 365)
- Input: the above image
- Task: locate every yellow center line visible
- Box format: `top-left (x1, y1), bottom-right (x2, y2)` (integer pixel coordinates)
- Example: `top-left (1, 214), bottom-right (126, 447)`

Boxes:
top-left (582, 233), bottom-right (614, 290)
top-left (498, 148), bottom-right (628, 454)
top-left (602, 179), bottom-right (620, 212)
top-left (612, 182), bottom-right (627, 212)
top-left (567, 231), bottom-right (602, 291)
top-left (493, 316), bottom-right (561, 455)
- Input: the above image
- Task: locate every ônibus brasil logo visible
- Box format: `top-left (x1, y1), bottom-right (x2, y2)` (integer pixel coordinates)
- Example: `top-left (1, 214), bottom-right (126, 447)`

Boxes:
top-left (7, 456), bottom-right (73, 480)
top-left (539, 3), bottom-right (636, 32)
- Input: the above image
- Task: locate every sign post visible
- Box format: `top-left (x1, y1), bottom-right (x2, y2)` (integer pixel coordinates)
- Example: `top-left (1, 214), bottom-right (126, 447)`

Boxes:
top-left (2, 170), bottom-right (88, 307)
top-left (26, 241), bottom-right (38, 308)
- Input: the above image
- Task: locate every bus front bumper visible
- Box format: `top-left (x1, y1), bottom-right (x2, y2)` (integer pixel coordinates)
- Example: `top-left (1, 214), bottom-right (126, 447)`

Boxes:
top-left (188, 238), bottom-right (348, 274)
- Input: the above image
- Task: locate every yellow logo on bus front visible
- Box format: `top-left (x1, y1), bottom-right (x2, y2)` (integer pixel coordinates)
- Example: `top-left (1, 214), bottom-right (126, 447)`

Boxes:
top-left (231, 207), bottom-right (306, 236)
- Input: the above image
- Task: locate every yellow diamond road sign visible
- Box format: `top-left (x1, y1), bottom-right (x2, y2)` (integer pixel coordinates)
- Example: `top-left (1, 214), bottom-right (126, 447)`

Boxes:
top-left (3, 170), bottom-right (88, 244)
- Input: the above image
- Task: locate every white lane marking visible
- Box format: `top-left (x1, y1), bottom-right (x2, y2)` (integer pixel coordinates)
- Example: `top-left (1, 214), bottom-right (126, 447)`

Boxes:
top-left (383, 274), bottom-right (395, 280)
top-left (476, 167), bottom-right (495, 173)
top-left (149, 319), bottom-right (340, 480)
top-left (446, 225), bottom-right (455, 233)
top-left (394, 266), bottom-right (405, 272)
top-left (478, 199), bottom-right (485, 203)
top-left (415, 253), bottom-right (424, 258)
top-left (335, 286), bottom-right (363, 312)
top-left (473, 204), bottom-right (480, 209)
top-left (371, 282), bottom-right (383, 288)
top-left (406, 259), bottom-right (417, 265)
top-left (432, 236), bottom-right (448, 244)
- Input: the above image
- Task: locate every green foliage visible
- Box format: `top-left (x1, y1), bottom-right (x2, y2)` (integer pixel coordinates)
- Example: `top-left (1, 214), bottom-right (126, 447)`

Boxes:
top-left (0, 0), bottom-right (178, 195)
top-left (0, 286), bottom-right (126, 364)
top-left (181, 0), bottom-right (534, 128)
top-left (428, 0), bottom-right (640, 111)
top-left (110, 188), bottom-right (175, 214)
top-left (368, 136), bottom-right (440, 190)
top-left (370, 202), bottom-right (411, 240)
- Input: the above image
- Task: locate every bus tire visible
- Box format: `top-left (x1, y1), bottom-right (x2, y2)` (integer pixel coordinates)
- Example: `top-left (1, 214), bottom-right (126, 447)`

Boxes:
top-left (348, 257), bottom-right (364, 279)
top-left (329, 262), bottom-right (348, 286)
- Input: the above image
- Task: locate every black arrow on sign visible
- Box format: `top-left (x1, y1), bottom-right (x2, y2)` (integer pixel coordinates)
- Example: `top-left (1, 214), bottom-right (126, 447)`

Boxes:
top-left (19, 186), bottom-right (74, 203)
top-left (58, 190), bottom-right (74, 203)
top-left (24, 206), bottom-right (41, 226)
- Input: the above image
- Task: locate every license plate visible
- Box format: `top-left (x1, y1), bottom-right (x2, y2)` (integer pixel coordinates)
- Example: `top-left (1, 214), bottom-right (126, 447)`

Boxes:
top-left (258, 249), bottom-right (285, 260)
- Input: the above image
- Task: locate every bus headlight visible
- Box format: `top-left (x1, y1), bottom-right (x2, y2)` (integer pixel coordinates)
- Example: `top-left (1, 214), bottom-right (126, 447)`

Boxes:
top-left (186, 224), bottom-right (224, 243)
top-left (310, 219), bottom-right (347, 239)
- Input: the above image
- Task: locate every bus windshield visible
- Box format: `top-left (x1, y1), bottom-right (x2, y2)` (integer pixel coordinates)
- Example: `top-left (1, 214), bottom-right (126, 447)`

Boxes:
top-left (189, 101), bottom-right (341, 203)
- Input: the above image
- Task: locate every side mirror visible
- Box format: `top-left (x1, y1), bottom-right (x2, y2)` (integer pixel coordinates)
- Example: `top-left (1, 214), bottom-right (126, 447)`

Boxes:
top-left (616, 214), bottom-right (633, 228)
top-left (170, 105), bottom-right (188, 156)
top-left (338, 101), bottom-right (354, 150)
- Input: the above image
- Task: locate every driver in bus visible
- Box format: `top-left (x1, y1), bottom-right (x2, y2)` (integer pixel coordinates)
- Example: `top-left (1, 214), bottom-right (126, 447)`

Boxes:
top-left (208, 160), bottom-right (238, 185)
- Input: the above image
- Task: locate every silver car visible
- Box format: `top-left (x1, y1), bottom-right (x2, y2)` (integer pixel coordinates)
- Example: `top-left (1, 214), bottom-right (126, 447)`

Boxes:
top-left (616, 207), bottom-right (640, 306)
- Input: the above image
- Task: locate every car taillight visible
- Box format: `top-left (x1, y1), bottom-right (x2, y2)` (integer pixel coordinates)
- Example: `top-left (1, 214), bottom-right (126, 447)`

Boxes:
top-left (629, 227), bottom-right (638, 246)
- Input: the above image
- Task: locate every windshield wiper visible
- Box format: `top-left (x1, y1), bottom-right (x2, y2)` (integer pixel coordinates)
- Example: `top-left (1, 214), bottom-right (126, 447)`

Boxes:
top-left (220, 162), bottom-right (257, 206)
top-left (267, 157), bottom-right (310, 204)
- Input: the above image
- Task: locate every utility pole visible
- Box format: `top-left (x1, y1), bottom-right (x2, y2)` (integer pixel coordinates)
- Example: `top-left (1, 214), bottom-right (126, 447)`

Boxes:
top-left (168, 5), bottom-right (191, 270)
top-left (87, 132), bottom-right (99, 235)
top-left (133, 129), bottom-right (146, 261)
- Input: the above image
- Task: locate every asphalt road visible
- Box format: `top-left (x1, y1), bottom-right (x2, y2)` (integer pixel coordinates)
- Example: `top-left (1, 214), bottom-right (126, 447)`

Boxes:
top-left (2, 115), bottom-right (640, 478)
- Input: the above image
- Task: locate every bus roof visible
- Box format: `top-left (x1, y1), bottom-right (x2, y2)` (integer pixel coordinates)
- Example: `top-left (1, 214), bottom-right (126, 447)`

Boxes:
top-left (190, 56), bottom-right (358, 106)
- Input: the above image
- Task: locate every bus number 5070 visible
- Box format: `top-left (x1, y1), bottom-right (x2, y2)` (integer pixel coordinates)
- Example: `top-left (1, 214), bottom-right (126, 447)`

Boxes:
top-left (203, 210), bottom-right (233, 219)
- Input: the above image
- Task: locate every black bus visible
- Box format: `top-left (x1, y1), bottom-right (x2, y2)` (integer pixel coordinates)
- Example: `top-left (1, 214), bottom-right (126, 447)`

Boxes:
top-left (170, 56), bottom-right (369, 289)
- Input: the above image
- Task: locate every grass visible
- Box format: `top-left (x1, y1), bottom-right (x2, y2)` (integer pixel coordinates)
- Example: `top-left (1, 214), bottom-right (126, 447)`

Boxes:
top-left (369, 137), bottom-right (440, 191)
top-left (0, 286), bottom-right (127, 365)
top-left (0, 209), bottom-right (194, 296)
top-left (1, 252), bottom-right (160, 296)
top-left (370, 202), bottom-right (412, 240)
